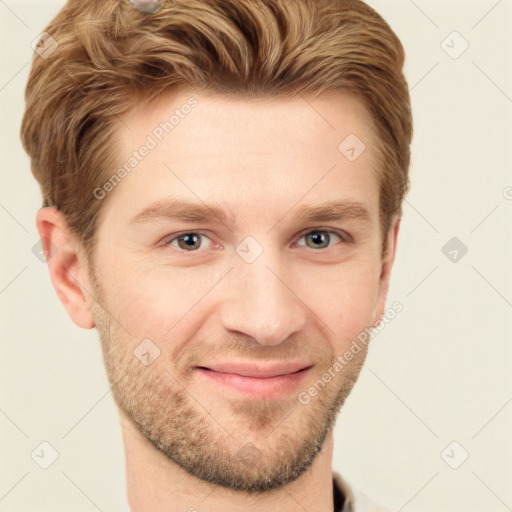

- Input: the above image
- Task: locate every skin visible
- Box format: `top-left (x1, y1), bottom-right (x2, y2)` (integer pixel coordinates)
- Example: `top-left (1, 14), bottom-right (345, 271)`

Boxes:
top-left (36, 87), bottom-right (400, 512)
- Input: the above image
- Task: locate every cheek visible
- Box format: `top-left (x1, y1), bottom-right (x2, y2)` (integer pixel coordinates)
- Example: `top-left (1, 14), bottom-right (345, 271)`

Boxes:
top-left (303, 261), bottom-right (381, 349)
top-left (98, 249), bottom-right (381, 352)
top-left (100, 261), bottom-right (224, 339)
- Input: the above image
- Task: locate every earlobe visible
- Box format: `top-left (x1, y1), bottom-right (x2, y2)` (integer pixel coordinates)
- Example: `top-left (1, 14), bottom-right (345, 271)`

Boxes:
top-left (35, 207), bottom-right (96, 329)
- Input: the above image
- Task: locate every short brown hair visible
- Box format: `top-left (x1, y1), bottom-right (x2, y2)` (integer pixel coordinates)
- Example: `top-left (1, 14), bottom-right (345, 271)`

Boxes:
top-left (20, 0), bottom-right (412, 258)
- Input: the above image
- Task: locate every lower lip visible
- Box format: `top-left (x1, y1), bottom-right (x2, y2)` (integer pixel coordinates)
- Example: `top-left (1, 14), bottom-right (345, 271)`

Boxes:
top-left (196, 367), bottom-right (311, 399)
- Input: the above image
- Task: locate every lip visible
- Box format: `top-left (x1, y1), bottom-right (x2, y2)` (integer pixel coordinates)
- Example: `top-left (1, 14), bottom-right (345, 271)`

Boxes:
top-left (195, 360), bottom-right (313, 399)
top-left (197, 360), bottom-right (313, 378)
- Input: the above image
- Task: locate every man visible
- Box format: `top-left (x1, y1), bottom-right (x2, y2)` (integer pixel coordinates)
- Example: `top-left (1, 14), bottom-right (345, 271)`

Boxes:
top-left (20, 0), bottom-right (412, 510)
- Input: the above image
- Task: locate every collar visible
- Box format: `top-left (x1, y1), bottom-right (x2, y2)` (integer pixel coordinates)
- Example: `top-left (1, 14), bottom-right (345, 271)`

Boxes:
top-left (333, 471), bottom-right (391, 512)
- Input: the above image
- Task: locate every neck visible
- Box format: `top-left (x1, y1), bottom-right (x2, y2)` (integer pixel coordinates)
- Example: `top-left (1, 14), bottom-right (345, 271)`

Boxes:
top-left (119, 409), bottom-right (336, 512)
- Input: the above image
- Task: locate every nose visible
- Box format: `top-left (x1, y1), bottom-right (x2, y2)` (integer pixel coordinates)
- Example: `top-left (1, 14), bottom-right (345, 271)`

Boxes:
top-left (218, 249), bottom-right (306, 347)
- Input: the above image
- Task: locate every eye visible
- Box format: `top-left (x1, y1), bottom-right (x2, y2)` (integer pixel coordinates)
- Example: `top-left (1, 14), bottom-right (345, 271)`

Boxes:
top-left (295, 229), bottom-right (346, 250)
top-left (161, 228), bottom-right (348, 254)
top-left (162, 231), bottom-right (213, 252)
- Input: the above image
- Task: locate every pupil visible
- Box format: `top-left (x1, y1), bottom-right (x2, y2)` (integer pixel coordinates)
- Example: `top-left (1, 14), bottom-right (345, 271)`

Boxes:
top-left (308, 232), bottom-right (329, 248)
top-left (180, 234), bottom-right (199, 249)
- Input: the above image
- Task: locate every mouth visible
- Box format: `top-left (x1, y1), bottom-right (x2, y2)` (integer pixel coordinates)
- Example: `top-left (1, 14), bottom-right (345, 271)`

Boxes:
top-left (194, 361), bottom-right (313, 398)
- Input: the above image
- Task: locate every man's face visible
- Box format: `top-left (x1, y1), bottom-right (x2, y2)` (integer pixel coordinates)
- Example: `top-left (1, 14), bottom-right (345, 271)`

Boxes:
top-left (86, 88), bottom-right (397, 492)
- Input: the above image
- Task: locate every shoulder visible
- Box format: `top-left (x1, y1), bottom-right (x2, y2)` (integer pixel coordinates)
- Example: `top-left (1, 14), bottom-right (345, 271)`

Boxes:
top-left (333, 471), bottom-right (392, 512)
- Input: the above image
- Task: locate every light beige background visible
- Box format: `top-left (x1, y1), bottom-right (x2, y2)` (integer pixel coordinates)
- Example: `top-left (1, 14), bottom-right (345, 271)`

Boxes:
top-left (1, 1), bottom-right (511, 511)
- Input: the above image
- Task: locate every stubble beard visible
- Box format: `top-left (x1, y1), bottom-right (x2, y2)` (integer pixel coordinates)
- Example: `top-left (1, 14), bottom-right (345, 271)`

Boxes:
top-left (90, 283), bottom-right (367, 493)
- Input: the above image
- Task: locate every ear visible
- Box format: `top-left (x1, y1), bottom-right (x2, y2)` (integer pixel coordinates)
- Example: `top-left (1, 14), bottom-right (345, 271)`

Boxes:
top-left (35, 206), bottom-right (96, 329)
top-left (373, 216), bottom-right (401, 326)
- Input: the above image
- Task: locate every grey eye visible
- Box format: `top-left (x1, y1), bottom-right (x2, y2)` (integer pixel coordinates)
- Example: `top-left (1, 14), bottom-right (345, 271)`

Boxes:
top-left (296, 230), bottom-right (344, 250)
top-left (125, 0), bottom-right (164, 15)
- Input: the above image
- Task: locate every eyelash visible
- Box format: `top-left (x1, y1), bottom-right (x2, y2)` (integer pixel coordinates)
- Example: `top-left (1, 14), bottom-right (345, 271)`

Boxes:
top-left (161, 228), bottom-right (350, 253)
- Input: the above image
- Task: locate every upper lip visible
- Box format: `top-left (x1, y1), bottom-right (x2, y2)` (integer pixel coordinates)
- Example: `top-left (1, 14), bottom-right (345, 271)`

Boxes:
top-left (197, 360), bottom-right (313, 378)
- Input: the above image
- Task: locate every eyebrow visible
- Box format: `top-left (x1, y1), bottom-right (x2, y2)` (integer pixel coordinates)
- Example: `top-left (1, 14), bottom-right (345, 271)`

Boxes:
top-left (129, 198), bottom-right (371, 230)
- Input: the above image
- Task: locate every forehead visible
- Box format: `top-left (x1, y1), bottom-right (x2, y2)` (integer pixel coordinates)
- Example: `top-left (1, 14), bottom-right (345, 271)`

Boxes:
top-left (122, 87), bottom-right (375, 153)
top-left (98, 87), bottom-right (379, 228)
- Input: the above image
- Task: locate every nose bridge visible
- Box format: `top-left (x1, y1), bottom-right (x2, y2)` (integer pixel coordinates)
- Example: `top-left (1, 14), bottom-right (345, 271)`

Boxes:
top-left (219, 243), bottom-right (306, 346)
